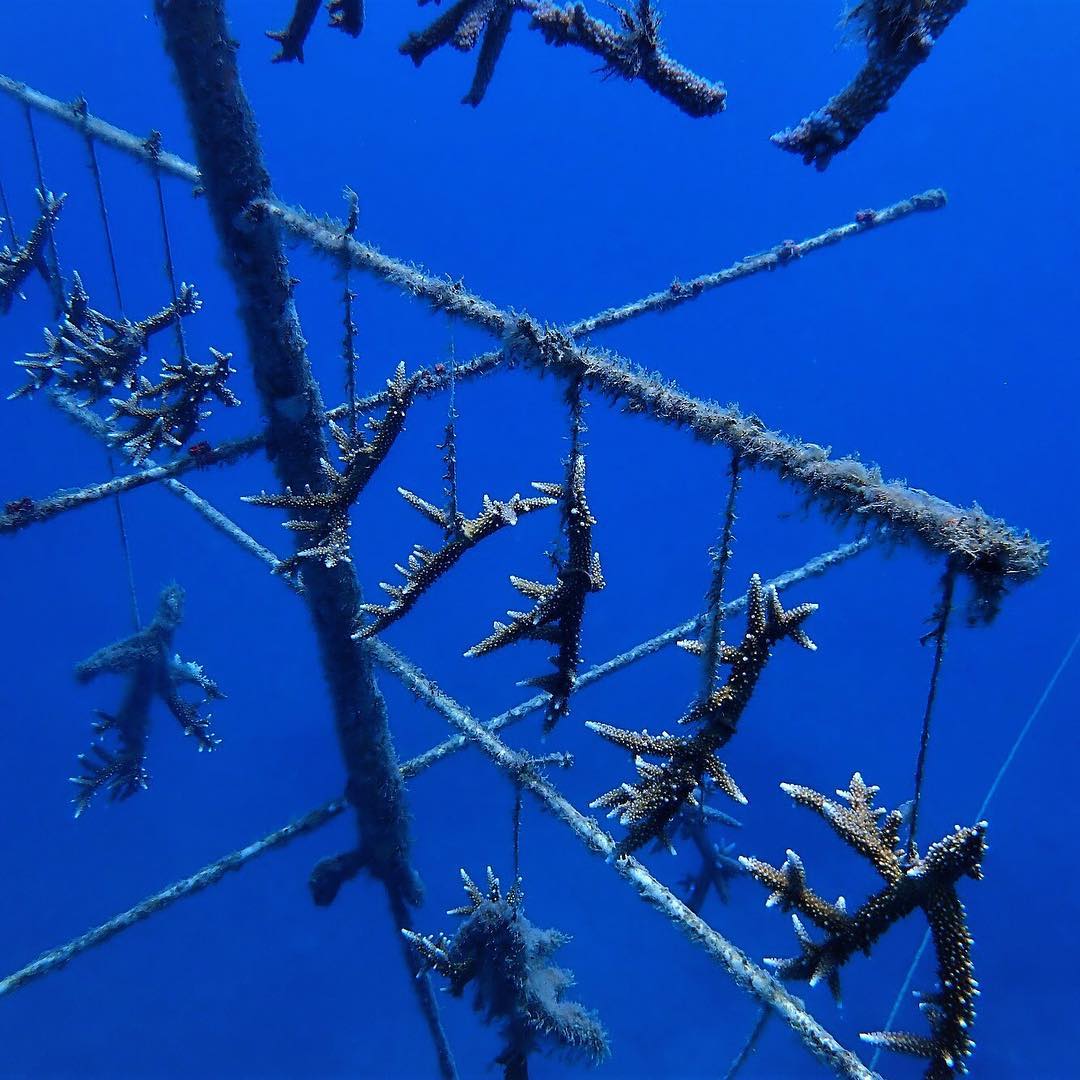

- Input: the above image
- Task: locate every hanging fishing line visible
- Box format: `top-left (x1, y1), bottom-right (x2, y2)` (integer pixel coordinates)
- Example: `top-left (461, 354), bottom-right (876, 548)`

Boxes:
top-left (21, 103), bottom-right (65, 315)
top-left (870, 624), bottom-right (1080, 1069)
top-left (908, 562), bottom-right (957, 856)
top-left (145, 131), bottom-right (189, 365)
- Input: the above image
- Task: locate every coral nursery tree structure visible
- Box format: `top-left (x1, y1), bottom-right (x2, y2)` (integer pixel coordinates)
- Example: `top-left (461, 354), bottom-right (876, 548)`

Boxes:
top-left (0, 1), bottom-right (1048, 1077)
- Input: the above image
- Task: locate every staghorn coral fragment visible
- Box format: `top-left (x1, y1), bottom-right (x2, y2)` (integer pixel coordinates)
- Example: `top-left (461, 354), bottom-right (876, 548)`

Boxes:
top-left (589, 575), bottom-right (817, 854)
top-left (530, 0), bottom-right (726, 117)
top-left (353, 485), bottom-right (557, 639)
top-left (403, 867), bottom-right (608, 1076)
top-left (244, 361), bottom-right (419, 574)
top-left (0, 189), bottom-right (65, 315)
top-left (12, 281), bottom-right (202, 404)
top-left (402, 0), bottom-right (724, 115)
top-left (466, 451), bottom-right (603, 730)
top-left (107, 348), bottom-right (240, 464)
top-left (71, 584), bottom-right (224, 816)
top-left (741, 773), bottom-right (985, 1079)
top-left (774, 0), bottom-right (969, 169)
top-left (400, 0), bottom-right (518, 106)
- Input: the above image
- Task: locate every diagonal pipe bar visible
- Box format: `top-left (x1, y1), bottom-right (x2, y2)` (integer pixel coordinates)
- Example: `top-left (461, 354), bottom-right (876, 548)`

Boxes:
top-left (1, 74), bottom-right (1026, 595)
top-left (2, 351), bottom-right (872, 1010)
top-left (0, 75), bottom-right (200, 184)
top-left (152, 4), bottom-right (454, 1076)
top-left (0, 431), bottom-right (261, 534)
top-left (371, 639), bottom-right (881, 1080)
top-left (258, 197), bottom-right (1046, 601)
top-left (0, 540), bottom-right (869, 1005)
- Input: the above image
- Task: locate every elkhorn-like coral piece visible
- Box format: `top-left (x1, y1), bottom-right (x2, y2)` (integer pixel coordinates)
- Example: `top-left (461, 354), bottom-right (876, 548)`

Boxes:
top-left (71, 584), bottom-right (224, 816)
top-left (741, 773), bottom-right (986, 1079)
top-left (531, 0), bottom-right (726, 117)
top-left (244, 361), bottom-right (418, 574)
top-left (0, 189), bottom-right (65, 315)
top-left (353, 485), bottom-right (557, 639)
top-left (773, 0), bottom-right (969, 169)
top-left (466, 452), bottom-right (603, 730)
top-left (400, 0), bottom-right (518, 106)
top-left (12, 282), bottom-right (202, 403)
top-left (403, 867), bottom-right (608, 1076)
top-left (108, 348), bottom-right (240, 464)
top-left (589, 575), bottom-right (817, 854)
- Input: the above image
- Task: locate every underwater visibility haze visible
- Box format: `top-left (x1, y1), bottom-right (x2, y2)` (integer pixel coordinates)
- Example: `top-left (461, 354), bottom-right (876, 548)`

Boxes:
top-left (0, 2), bottom-right (1077, 1077)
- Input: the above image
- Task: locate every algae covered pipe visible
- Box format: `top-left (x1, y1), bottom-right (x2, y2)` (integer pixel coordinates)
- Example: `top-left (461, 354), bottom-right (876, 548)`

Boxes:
top-left (153, 3), bottom-right (456, 1077)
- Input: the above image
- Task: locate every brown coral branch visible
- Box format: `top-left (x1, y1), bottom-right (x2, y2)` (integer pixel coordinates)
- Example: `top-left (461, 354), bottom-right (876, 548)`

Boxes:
top-left (588, 574), bottom-right (817, 852)
top-left (742, 774), bottom-right (985, 1079)
top-left (243, 361), bottom-right (420, 574)
top-left (354, 486), bottom-right (557, 639)
top-left (530, 1), bottom-right (726, 117)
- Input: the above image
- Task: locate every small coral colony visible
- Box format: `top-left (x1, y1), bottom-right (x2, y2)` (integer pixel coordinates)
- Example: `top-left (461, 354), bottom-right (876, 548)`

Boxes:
top-left (0, 2), bottom-right (1027, 1077)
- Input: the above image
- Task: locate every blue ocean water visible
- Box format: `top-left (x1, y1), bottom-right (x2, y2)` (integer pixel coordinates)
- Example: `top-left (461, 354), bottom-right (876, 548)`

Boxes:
top-left (0, 3), bottom-right (1076, 1077)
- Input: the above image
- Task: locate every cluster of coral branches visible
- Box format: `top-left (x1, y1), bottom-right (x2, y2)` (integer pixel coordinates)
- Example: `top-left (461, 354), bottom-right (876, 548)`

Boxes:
top-left (0, 32), bottom-right (1021, 1073)
top-left (742, 774), bottom-right (985, 1079)
top-left (267, 0), bottom-right (970, 166)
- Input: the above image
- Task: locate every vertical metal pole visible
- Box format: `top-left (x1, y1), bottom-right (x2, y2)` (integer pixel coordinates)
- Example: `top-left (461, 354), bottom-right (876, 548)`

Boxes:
top-left (154, 4), bottom-right (455, 1075)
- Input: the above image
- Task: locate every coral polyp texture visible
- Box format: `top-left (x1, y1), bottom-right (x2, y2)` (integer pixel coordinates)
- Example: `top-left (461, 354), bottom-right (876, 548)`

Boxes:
top-left (589, 574), bottom-right (817, 854)
top-left (354, 485), bottom-right (557, 639)
top-left (466, 450), bottom-right (603, 730)
top-left (399, 0), bottom-right (725, 113)
top-left (741, 773), bottom-right (985, 1078)
top-left (403, 868), bottom-right (609, 1077)
top-left (244, 361), bottom-right (418, 573)
top-left (0, 188), bottom-right (64, 314)
top-left (11, 277), bottom-right (202, 403)
top-left (109, 348), bottom-right (240, 464)
top-left (774, 0), bottom-right (970, 169)
top-left (71, 584), bottom-right (224, 816)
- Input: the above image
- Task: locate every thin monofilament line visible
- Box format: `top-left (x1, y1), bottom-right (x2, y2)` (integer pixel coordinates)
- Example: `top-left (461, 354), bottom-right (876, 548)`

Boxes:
top-left (79, 104), bottom-right (125, 315)
top-left (0, 176), bottom-right (17, 244)
top-left (443, 318), bottom-right (460, 530)
top-left (908, 562), bottom-right (956, 856)
top-left (723, 1004), bottom-right (772, 1080)
top-left (870, 625), bottom-right (1080, 1069)
top-left (148, 150), bottom-right (190, 365)
top-left (699, 450), bottom-right (741, 699)
top-left (105, 451), bottom-right (141, 630)
top-left (21, 103), bottom-right (65, 315)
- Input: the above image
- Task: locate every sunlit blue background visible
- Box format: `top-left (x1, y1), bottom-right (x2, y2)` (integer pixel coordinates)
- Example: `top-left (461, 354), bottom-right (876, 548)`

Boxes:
top-left (0, 3), bottom-right (1076, 1077)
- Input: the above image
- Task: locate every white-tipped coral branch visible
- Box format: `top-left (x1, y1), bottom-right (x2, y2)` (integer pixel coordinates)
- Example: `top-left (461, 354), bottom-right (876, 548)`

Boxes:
top-left (371, 639), bottom-right (880, 1080)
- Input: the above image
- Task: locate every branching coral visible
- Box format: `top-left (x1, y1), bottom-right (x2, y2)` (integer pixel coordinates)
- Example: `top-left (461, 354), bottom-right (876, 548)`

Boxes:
top-left (244, 361), bottom-right (419, 574)
top-left (531, 0), bottom-right (726, 117)
top-left (12, 280), bottom-right (202, 403)
top-left (466, 450), bottom-right (603, 730)
top-left (108, 348), bottom-right (240, 464)
top-left (774, 0), bottom-right (969, 169)
top-left (589, 575), bottom-right (817, 853)
top-left (0, 189), bottom-right (65, 315)
top-left (267, 0), bottom-right (363, 63)
top-left (400, 0), bottom-right (519, 106)
top-left (741, 773), bottom-right (986, 1078)
top-left (403, 868), bottom-right (608, 1077)
top-left (71, 584), bottom-right (224, 816)
top-left (354, 486), bottom-right (557, 639)
top-left (401, 0), bottom-right (724, 114)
